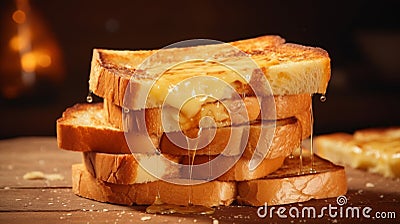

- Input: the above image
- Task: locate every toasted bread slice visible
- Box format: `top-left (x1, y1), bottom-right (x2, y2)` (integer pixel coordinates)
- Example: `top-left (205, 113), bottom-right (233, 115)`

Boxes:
top-left (57, 103), bottom-right (134, 154)
top-left (74, 153), bottom-right (346, 207)
top-left (160, 117), bottom-right (301, 159)
top-left (104, 94), bottom-right (311, 133)
top-left (237, 152), bottom-right (347, 206)
top-left (91, 35), bottom-right (284, 72)
top-left (57, 103), bottom-right (304, 158)
top-left (83, 151), bottom-right (285, 183)
top-left (72, 164), bottom-right (236, 207)
top-left (83, 152), bottom-right (180, 184)
top-left (315, 127), bottom-right (400, 178)
top-left (353, 127), bottom-right (400, 141)
top-left (90, 35), bottom-right (330, 110)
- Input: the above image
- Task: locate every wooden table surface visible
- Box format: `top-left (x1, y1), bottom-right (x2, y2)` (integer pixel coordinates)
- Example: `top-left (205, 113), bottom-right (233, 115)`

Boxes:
top-left (0, 137), bottom-right (399, 223)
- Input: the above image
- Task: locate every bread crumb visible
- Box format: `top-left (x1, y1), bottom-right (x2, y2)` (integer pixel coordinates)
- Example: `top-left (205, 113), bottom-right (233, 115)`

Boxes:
top-left (4, 186), bottom-right (10, 190)
top-left (141, 216), bottom-right (151, 221)
top-left (332, 219), bottom-right (337, 223)
top-left (23, 171), bottom-right (45, 180)
top-left (102, 209), bottom-right (108, 212)
top-left (23, 171), bottom-right (64, 181)
top-left (193, 219), bottom-right (197, 223)
top-left (380, 195), bottom-right (384, 198)
top-left (365, 182), bottom-right (375, 188)
top-left (15, 199), bottom-right (21, 201)
top-left (213, 219), bottom-right (219, 224)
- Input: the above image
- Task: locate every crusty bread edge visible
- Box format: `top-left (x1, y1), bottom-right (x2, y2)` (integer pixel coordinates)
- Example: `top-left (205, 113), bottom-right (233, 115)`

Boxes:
top-left (72, 163), bottom-right (236, 207)
top-left (237, 167), bottom-right (347, 206)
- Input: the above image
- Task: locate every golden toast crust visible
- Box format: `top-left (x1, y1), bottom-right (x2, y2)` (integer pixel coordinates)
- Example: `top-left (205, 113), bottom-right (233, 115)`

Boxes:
top-left (89, 35), bottom-right (330, 108)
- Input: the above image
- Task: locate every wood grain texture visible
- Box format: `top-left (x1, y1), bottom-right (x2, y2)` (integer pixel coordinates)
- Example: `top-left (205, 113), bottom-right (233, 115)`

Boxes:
top-left (0, 137), bottom-right (399, 223)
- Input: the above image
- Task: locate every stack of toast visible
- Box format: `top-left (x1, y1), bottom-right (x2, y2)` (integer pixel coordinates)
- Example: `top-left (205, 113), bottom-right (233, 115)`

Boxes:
top-left (56, 35), bottom-right (347, 209)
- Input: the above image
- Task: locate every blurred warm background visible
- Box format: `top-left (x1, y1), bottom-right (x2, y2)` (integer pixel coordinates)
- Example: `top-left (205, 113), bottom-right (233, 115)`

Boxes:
top-left (0, 0), bottom-right (399, 139)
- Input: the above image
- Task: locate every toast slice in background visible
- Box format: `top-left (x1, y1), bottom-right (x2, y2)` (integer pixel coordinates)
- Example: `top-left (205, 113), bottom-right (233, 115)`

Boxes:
top-left (72, 164), bottom-right (237, 207)
top-left (237, 151), bottom-right (347, 206)
top-left (314, 127), bottom-right (400, 178)
top-left (57, 103), bottom-right (305, 158)
top-left (354, 126), bottom-right (400, 141)
top-left (90, 35), bottom-right (330, 110)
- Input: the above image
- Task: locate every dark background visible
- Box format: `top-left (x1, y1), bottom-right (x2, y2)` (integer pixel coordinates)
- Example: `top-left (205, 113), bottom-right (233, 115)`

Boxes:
top-left (1, 0), bottom-right (399, 139)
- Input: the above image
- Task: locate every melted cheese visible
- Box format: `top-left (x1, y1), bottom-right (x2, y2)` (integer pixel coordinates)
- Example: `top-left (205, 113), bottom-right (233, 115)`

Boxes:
top-left (148, 60), bottom-right (248, 117)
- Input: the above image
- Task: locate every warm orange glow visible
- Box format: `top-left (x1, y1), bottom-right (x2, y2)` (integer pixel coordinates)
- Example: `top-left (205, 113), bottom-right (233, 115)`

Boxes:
top-left (1, 0), bottom-right (65, 97)
top-left (21, 52), bottom-right (36, 72)
top-left (12, 10), bottom-right (26, 24)
top-left (37, 53), bottom-right (51, 67)
top-left (20, 52), bottom-right (52, 72)
top-left (9, 35), bottom-right (27, 51)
